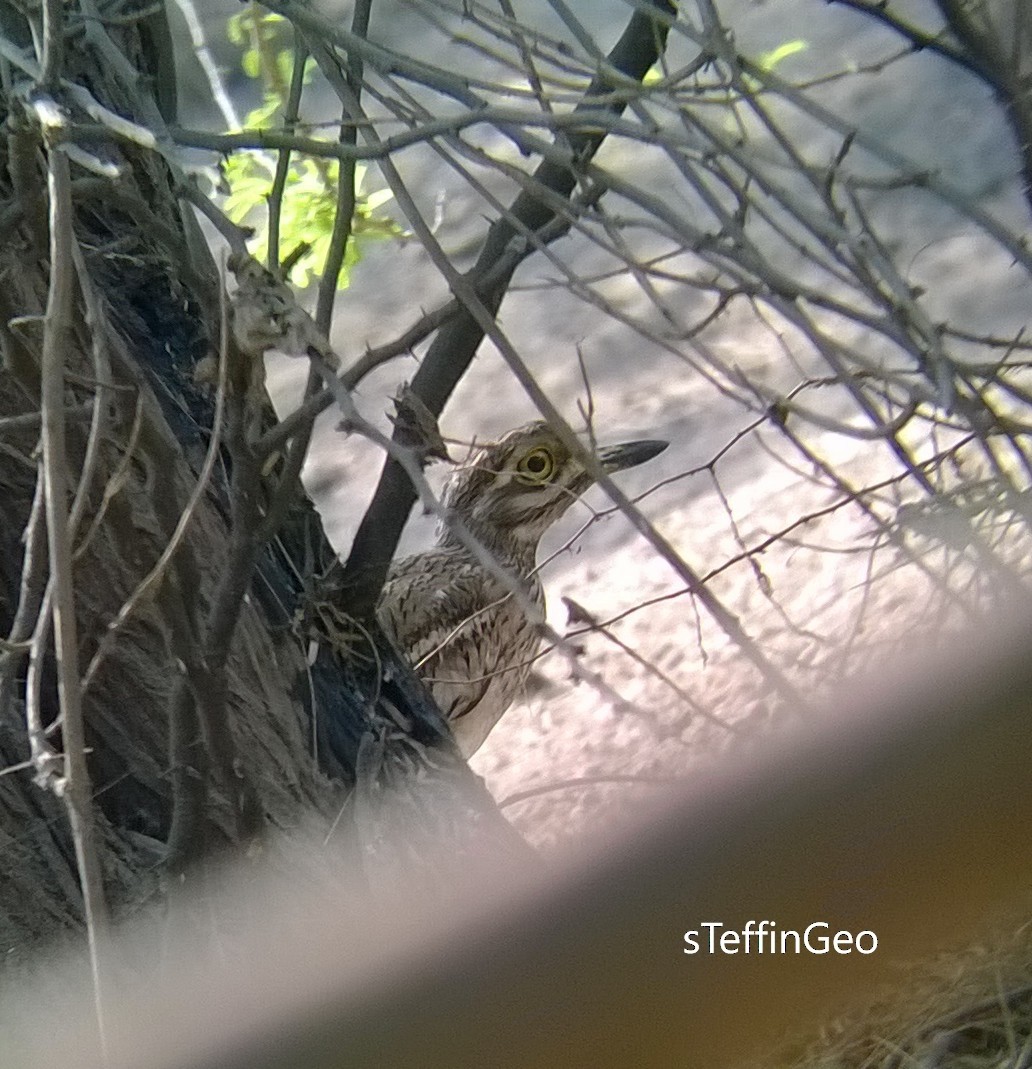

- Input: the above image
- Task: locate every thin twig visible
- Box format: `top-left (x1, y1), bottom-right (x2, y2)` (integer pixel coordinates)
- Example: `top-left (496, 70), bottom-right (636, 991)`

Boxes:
top-left (39, 134), bottom-right (111, 1052)
top-left (313, 0), bottom-right (371, 333)
top-left (169, 0), bottom-right (241, 128)
top-left (266, 37), bottom-right (309, 272)
top-left (498, 772), bottom-right (685, 810)
top-left (0, 400), bottom-right (93, 435)
top-left (0, 471), bottom-right (48, 718)
top-left (562, 596), bottom-right (735, 732)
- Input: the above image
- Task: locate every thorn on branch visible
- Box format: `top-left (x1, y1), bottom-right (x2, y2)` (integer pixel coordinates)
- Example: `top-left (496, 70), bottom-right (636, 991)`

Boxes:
top-left (768, 400), bottom-right (789, 427)
top-left (562, 595), bottom-right (598, 629)
top-left (386, 384), bottom-right (452, 468)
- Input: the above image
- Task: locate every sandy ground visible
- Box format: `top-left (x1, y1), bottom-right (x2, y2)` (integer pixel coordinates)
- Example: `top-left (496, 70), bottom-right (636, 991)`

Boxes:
top-left (179, 0), bottom-right (1032, 847)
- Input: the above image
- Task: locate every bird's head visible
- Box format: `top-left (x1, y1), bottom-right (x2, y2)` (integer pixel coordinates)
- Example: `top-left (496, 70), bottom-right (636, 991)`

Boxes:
top-left (440, 421), bottom-right (667, 563)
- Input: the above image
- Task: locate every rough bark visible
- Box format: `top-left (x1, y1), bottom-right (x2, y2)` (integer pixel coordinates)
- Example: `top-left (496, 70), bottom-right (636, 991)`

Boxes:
top-left (0, 0), bottom-right (521, 958)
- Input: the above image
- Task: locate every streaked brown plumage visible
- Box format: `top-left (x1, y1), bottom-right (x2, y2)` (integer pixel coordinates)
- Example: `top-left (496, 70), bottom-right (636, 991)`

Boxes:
top-left (377, 421), bottom-right (667, 757)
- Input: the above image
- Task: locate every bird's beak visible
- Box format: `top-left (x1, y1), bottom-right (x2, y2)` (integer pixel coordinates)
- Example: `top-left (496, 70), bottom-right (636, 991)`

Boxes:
top-left (598, 437), bottom-right (668, 473)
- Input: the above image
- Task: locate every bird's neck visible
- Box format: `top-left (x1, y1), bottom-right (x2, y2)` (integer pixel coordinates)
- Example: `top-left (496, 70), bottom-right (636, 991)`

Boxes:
top-left (438, 517), bottom-right (539, 574)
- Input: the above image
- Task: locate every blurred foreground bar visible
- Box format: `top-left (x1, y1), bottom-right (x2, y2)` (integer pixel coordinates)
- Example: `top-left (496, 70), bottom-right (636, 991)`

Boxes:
top-left (10, 606), bottom-right (1032, 1069)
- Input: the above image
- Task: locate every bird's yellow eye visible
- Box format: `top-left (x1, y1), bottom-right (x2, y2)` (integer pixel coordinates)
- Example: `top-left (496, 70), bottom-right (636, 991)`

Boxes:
top-left (515, 445), bottom-right (556, 484)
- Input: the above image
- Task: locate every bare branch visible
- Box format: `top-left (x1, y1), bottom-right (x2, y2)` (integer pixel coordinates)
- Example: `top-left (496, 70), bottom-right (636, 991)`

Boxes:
top-left (826, 0), bottom-right (999, 87)
top-left (337, 0), bottom-right (677, 618)
top-left (39, 134), bottom-right (110, 1049)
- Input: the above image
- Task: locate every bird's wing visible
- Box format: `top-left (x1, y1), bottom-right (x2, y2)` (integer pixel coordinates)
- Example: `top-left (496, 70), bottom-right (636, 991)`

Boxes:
top-left (378, 552), bottom-right (509, 668)
top-left (378, 551), bottom-right (544, 756)
top-left (379, 551), bottom-right (541, 728)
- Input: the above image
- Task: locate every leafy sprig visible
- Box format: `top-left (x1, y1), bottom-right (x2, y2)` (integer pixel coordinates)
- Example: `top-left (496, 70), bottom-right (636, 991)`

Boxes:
top-left (222, 5), bottom-right (402, 288)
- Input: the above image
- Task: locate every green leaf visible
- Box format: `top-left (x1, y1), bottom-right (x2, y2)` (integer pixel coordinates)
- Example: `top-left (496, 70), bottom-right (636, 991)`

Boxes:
top-left (242, 48), bottom-right (261, 79)
top-left (226, 11), bottom-right (246, 45)
top-left (221, 6), bottom-right (403, 290)
top-left (363, 188), bottom-right (395, 212)
top-left (757, 40), bottom-right (808, 71)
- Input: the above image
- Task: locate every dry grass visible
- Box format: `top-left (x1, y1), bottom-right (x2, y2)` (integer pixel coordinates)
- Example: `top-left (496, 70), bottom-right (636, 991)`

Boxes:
top-left (769, 912), bottom-right (1032, 1069)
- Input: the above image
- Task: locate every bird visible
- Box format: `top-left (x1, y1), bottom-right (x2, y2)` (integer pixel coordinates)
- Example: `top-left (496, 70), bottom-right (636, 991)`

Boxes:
top-left (376, 420), bottom-right (667, 758)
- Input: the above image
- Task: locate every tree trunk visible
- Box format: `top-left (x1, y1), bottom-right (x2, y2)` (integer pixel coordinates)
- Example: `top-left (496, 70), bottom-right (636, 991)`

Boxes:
top-left (0, 0), bottom-right (519, 959)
